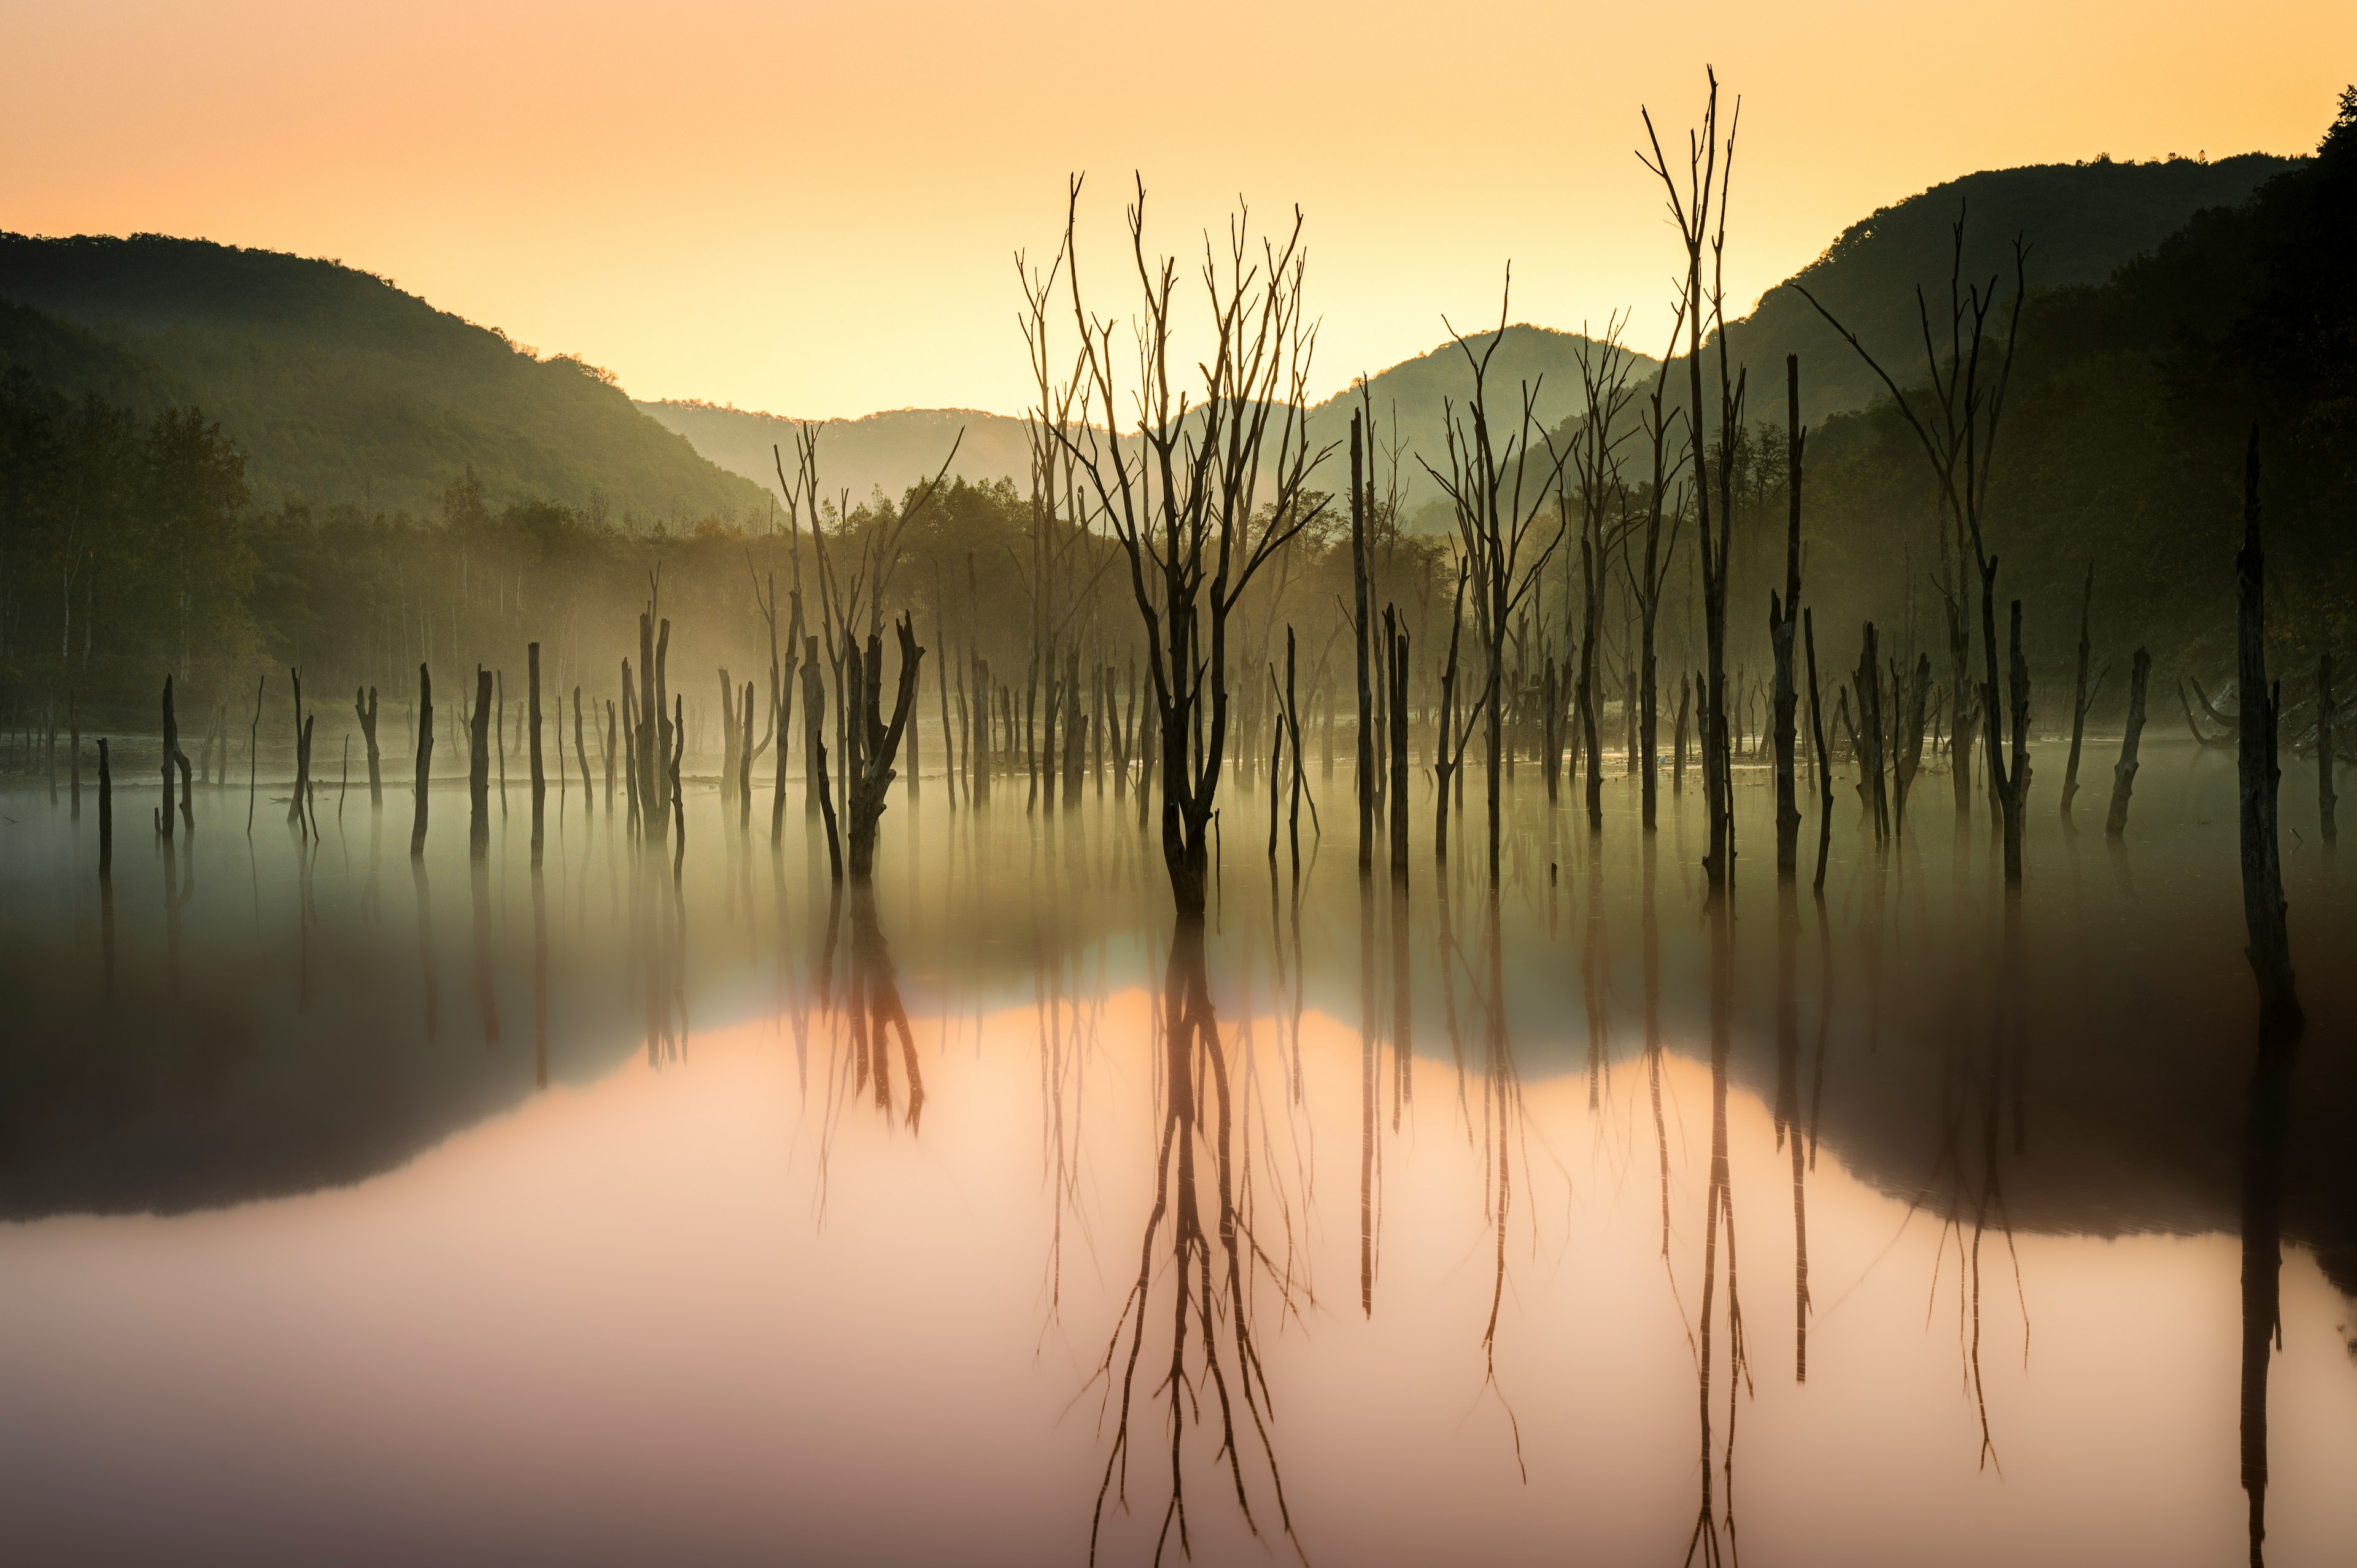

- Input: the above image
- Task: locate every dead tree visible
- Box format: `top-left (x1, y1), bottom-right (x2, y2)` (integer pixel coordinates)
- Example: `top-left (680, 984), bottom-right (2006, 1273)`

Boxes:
top-left (1042, 177), bottom-right (1329, 916)
top-left (2190, 674), bottom-right (2242, 736)
top-left (783, 413), bottom-right (960, 827)
top-left (757, 459), bottom-right (818, 827)
top-left (1425, 270), bottom-right (1571, 878)
top-left (1804, 610), bottom-right (1833, 892)
top-left (1852, 627), bottom-right (1889, 839)
top-left (1350, 415), bottom-right (1378, 870)
top-left (1891, 652), bottom-right (1932, 833)
top-left (495, 670), bottom-right (508, 816)
top-left (357, 686), bottom-right (382, 806)
top-left (738, 680), bottom-right (756, 830)
top-left (632, 605), bottom-right (673, 844)
top-left (246, 674), bottom-right (263, 832)
top-left (621, 668), bottom-right (640, 830)
top-left (468, 666), bottom-right (494, 860)
top-left (2105, 649), bottom-right (2152, 838)
top-left (668, 694), bottom-right (686, 875)
top-left (2005, 598), bottom-right (2033, 853)
top-left (528, 643), bottom-right (546, 864)
top-left (1388, 611), bottom-right (1410, 884)
top-left (568, 688), bottom-right (588, 813)
top-left (717, 669), bottom-right (740, 815)
top-left (1288, 629), bottom-right (1314, 878)
top-left (1800, 217), bottom-right (2031, 876)
top-left (98, 736), bottom-right (113, 872)
top-left (285, 668), bottom-right (313, 832)
top-left (2059, 563), bottom-right (2107, 815)
top-left (411, 663), bottom-right (433, 856)
top-left (1642, 71), bottom-right (1741, 892)
top-left (2235, 431), bottom-right (2299, 1025)
top-left (157, 675), bottom-right (180, 840)
top-left (1771, 354), bottom-right (1805, 875)
top-left (1582, 320), bottom-right (1655, 832)
top-left (1673, 674), bottom-right (1690, 792)
top-left (602, 697), bottom-right (617, 813)
top-left (1434, 565), bottom-right (1481, 860)
top-left (802, 636), bottom-right (842, 879)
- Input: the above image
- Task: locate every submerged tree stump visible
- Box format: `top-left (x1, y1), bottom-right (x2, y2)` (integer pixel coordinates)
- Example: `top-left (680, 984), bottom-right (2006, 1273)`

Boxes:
top-left (2234, 430), bottom-right (2299, 1025)
top-left (411, 664), bottom-right (434, 856)
top-left (357, 685), bottom-right (382, 807)
top-left (468, 666), bottom-right (493, 861)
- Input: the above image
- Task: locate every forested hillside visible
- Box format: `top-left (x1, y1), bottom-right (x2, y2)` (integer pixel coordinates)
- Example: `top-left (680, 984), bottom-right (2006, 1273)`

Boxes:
top-left (0, 234), bottom-right (769, 524)
top-left (0, 126), bottom-right (2339, 732)
top-left (1794, 107), bottom-right (2352, 679)
top-left (1703, 152), bottom-right (2292, 422)
top-left (638, 400), bottom-right (1029, 512)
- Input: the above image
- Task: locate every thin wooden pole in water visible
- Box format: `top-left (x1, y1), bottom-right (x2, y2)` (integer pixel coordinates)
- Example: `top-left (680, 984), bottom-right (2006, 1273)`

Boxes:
top-left (248, 673), bottom-right (265, 833)
top-left (2235, 429), bottom-right (2299, 1025)
top-left (2105, 649), bottom-right (2151, 838)
top-left (468, 666), bottom-right (493, 861)
top-left (411, 664), bottom-right (433, 855)
top-left (575, 687), bottom-right (593, 816)
top-left (1804, 609), bottom-right (1832, 895)
top-left (528, 643), bottom-right (546, 865)
top-left (158, 675), bottom-right (179, 840)
top-left (2060, 562), bottom-right (2097, 816)
top-left (357, 684), bottom-right (383, 808)
top-left (98, 737), bottom-right (112, 872)
top-left (1388, 611), bottom-right (1409, 886)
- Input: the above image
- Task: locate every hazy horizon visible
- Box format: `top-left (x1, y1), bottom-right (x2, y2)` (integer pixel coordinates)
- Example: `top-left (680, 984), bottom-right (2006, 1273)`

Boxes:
top-left (6, 0), bottom-right (2348, 421)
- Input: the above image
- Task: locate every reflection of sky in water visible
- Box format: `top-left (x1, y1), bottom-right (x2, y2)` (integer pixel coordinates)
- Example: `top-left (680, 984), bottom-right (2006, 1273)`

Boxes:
top-left (0, 740), bottom-right (2351, 1564)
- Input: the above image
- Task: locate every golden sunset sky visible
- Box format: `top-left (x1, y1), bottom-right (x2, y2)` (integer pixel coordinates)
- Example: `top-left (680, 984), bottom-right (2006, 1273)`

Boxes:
top-left (5, 1), bottom-right (2350, 419)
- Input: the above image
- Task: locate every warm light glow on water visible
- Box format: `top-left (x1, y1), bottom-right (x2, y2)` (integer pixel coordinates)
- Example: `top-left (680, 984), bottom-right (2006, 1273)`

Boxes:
top-left (1, 747), bottom-right (2352, 1563)
top-left (4, 990), bottom-right (2351, 1564)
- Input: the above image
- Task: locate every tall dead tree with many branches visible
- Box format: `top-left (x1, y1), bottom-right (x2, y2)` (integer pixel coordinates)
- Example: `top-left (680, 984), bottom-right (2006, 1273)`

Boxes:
top-left (1798, 214), bottom-right (2032, 878)
top-left (1642, 71), bottom-right (1741, 893)
top-left (1422, 272), bottom-right (1570, 881)
top-left (1042, 177), bottom-right (1331, 917)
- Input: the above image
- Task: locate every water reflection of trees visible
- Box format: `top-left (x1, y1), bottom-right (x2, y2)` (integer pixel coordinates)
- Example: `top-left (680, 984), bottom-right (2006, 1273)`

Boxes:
top-left (2239, 1011), bottom-right (2300, 1567)
top-left (1684, 895), bottom-right (1749, 1568)
top-left (1088, 916), bottom-right (1306, 1568)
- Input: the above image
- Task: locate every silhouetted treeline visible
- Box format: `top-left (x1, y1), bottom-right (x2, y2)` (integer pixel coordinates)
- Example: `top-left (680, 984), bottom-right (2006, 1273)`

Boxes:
top-left (1797, 93), bottom-right (2357, 676)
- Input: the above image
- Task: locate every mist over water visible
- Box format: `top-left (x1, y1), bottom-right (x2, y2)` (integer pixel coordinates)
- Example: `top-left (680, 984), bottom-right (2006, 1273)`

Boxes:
top-left (1, 739), bottom-right (2351, 1566)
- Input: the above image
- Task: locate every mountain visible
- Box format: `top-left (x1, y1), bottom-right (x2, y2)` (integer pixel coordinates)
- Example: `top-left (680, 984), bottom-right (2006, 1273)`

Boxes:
top-left (642, 325), bottom-right (1648, 524)
top-left (636, 400), bottom-right (1033, 513)
top-left (644, 153), bottom-right (2296, 519)
top-left (1698, 153), bottom-right (2294, 422)
top-left (0, 233), bottom-right (770, 525)
top-left (1765, 113), bottom-right (2354, 677)
top-left (1306, 325), bottom-right (1652, 519)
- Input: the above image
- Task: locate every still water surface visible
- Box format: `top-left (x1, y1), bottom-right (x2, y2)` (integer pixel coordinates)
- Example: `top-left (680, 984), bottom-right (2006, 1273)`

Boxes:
top-left (1, 741), bottom-right (2351, 1566)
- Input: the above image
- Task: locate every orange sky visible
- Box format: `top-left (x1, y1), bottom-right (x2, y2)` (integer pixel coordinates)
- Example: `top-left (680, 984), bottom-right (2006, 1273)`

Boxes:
top-left (4, 1), bottom-right (2350, 419)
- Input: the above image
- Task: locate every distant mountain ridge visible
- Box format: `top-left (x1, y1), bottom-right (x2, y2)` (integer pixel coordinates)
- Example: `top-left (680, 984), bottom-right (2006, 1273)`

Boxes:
top-left (648, 152), bottom-right (2295, 516)
top-left (637, 400), bottom-right (1033, 515)
top-left (0, 233), bottom-right (770, 525)
top-left (0, 151), bottom-right (2296, 530)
